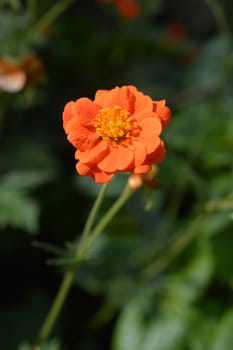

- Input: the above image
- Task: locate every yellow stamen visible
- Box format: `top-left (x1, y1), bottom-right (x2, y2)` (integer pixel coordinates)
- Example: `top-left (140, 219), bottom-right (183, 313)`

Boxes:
top-left (94, 105), bottom-right (138, 142)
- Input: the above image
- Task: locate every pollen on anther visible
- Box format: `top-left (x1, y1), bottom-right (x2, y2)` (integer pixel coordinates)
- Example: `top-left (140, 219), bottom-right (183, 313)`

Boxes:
top-left (94, 105), bottom-right (137, 142)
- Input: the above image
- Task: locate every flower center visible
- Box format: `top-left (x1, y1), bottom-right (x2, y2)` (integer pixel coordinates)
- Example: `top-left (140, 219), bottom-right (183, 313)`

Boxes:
top-left (94, 106), bottom-right (136, 142)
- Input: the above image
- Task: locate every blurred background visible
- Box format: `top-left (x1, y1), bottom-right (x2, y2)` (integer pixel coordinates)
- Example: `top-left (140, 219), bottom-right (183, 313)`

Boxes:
top-left (0, 0), bottom-right (233, 349)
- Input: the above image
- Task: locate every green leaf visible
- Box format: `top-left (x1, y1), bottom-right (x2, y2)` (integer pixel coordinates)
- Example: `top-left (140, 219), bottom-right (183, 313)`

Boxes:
top-left (113, 245), bottom-right (214, 350)
top-left (141, 246), bottom-right (214, 350)
top-left (211, 309), bottom-right (233, 350)
top-left (0, 185), bottom-right (39, 233)
top-left (202, 212), bottom-right (232, 237)
top-left (1, 170), bottom-right (54, 190)
top-left (0, 169), bottom-right (54, 233)
top-left (141, 316), bottom-right (188, 350)
top-left (188, 313), bottom-right (218, 350)
top-left (112, 298), bottom-right (145, 350)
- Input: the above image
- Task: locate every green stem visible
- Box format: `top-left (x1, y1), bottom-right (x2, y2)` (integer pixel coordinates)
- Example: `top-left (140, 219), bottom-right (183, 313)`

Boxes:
top-left (27, 0), bottom-right (37, 25)
top-left (78, 182), bottom-right (110, 254)
top-left (36, 181), bottom-right (135, 345)
top-left (36, 183), bottom-right (108, 344)
top-left (84, 184), bottom-right (134, 254)
top-left (37, 266), bottom-right (76, 343)
top-left (28, 0), bottom-right (75, 40)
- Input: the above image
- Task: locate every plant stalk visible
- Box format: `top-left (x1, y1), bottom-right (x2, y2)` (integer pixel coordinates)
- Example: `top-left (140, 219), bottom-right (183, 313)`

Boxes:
top-left (36, 181), bottom-right (135, 345)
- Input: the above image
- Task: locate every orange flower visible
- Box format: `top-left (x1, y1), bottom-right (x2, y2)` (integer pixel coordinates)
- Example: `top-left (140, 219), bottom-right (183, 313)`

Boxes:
top-left (63, 85), bottom-right (171, 183)
top-left (0, 55), bottom-right (44, 93)
top-left (98, 0), bottom-right (140, 19)
top-left (0, 58), bottom-right (26, 93)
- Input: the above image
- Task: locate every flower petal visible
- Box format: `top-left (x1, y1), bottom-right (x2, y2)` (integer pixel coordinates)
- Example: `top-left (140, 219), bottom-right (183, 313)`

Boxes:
top-left (139, 117), bottom-right (162, 137)
top-left (63, 85), bottom-right (171, 184)
top-left (77, 161), bottom-right (114, 183)
top-left (98, 144), bottom-right (134, 172)
top-left (94, 86), bottom-right (135, 113)
top-left (92, 171), bottom-right (114, 183)
top-left (147, 140), bottom-right (166, 164)
top-left (76, 162), bottom-right (92, 176)
top-left (73, 97), bottom-right (99, 126)
top-left (127, 86), bottom-right (153, 114)
top-left (134, 164), bottom-right (152, 173)
top-left (66, 119), bottom-right (98, 150)
top-left (153, 100), bottom-right (171, 130)
top-left (132, 141), bottom-right (147, 166)
top-left (76, 140), bottom-right (109, 164)
top-left (94, 89), bottom-right (109, 106)
top-left (137, 136), bottom-right (161, 154)
top-left (63, 101), bottom-right (75, 129)
top-left (132, 111), bottom-right (156, 123)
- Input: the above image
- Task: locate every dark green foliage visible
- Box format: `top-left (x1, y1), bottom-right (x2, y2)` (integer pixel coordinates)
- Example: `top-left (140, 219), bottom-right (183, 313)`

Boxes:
top-left (0, 0), bottom-right (233, 349)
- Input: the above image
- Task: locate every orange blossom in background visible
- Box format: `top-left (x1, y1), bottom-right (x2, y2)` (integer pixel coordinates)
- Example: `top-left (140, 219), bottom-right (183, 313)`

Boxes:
top-left (98, 0), bottom-right (141, 19)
